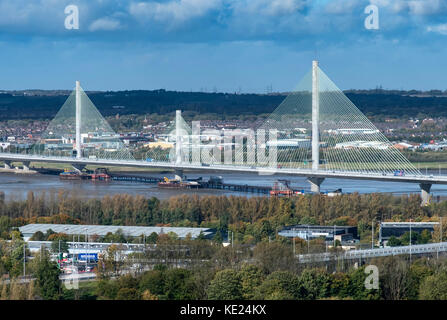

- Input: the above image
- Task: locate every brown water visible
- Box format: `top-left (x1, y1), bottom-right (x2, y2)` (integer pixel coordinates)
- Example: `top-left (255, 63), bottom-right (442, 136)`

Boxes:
top-left (0, 171), bottom-right (446, 201)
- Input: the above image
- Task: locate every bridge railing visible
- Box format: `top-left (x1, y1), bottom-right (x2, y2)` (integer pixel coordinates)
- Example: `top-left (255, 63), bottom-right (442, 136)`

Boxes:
top-left (298, 242), bottom-right (447, 263)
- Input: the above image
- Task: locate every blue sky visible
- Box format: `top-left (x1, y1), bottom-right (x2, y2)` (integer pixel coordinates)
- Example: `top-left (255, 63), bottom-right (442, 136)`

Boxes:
top-left (1, 0), bottom-right (447, 92)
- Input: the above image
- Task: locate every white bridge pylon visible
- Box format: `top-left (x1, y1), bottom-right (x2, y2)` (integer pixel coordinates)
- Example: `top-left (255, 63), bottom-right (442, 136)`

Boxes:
top-left (166, 62), bottom-right (425, 190)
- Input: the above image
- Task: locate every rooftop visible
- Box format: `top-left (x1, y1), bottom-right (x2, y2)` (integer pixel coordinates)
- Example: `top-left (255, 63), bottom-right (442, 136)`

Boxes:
top-left (19, 223), bottom-right (215, 239)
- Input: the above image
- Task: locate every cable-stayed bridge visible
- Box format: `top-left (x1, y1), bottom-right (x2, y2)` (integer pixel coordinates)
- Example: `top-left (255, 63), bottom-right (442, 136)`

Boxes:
top-left (1, 61), bottom-right (446, 205)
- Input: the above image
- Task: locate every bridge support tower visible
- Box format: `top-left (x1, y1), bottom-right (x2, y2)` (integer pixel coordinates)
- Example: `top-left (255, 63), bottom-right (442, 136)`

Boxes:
top-left (22, 161), bottom-right (30, 171)
top-left (312, 60), bottom-right (319, 172)
top-left (76, 80), bottom-right (82, 159)
top-left (308, 177), bottom-right (325, 194)
top-left (3, 160), bottom-right (11, 169)
top-left (174, 169), bottom-right (184, 181)
top-left (308, 61), bottom-right (323, 193)
top-left (420, 183), bottom-right (432, 206)
top-left (175, 110), bottom-right (182, 165)
top-left (71, 163), bottom-right (86, 174)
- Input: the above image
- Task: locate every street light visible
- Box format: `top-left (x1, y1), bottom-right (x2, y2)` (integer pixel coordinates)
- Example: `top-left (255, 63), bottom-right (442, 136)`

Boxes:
top-left (441, 216), bottom-right (443, 243)
top-left (64, 227), bottom-right (69, 266)
top-left (409, 219), bottom-right (412, 264)
top-left (23, 242), bottom-right (26, 278)
top-left (84, 228), bottom-right (89, 266)
top-left (307, 225), bottom-right (310, 254)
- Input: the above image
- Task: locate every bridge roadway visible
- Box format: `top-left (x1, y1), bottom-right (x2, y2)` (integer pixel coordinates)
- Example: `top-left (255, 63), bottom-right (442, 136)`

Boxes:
top-left (1, 152), bottom-right (447, 204)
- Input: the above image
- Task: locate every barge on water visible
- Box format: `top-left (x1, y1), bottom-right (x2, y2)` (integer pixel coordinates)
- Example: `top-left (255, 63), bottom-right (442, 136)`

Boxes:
top-left (59, 168), bottom-right (111, 181)
top-left (158, 177), bottom-right (202, 189)
top-left (59, 169), bottom-right (89, 180)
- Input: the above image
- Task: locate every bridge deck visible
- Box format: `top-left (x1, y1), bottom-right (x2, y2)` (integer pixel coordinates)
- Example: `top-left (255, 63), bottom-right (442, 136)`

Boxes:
top-left (1, 153), bottom-right (447, 185)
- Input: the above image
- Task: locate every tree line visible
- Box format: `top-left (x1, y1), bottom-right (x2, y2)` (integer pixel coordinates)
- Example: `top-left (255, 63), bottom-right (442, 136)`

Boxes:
top-left (0, 190), bottom-right (444, 245)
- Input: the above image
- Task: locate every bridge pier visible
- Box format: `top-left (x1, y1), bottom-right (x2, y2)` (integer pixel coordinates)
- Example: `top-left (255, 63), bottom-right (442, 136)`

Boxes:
top-left (308, 177), bottom-right (325, 194)
top-left (71, 163), bottom-right (86, 173)
top-left (420, 183), bottom-right (432, 206)
top-left (22, 161), bottom-right (30, 171)
top-left (3, 160), bottom-right (11, 169)
top-left (174, 169), bottom-right (184, 181)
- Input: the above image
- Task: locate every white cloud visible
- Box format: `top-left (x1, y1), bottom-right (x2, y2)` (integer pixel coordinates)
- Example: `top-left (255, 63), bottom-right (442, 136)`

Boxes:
top-left (89, 17), bottom-right (122, 31)
top-left (408, 0), bottom-right (444, 15)
top-left (230, 0), bottom-right (307, 16)
top-left (324, 0), bottom-right (360, 14)
top-left (427, 23), bottom-right (447, 35)
top-left (129, 0), bottom-right (222, 23)
top-left (371, 0), bottom-right (447, 15)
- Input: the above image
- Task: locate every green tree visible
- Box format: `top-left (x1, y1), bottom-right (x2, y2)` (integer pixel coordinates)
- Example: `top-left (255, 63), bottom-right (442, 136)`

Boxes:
top-left (253, 242), bottom-right (294, 274)
top-left (30, 231), bottom-right (45, 241)
top-left (35, 249), bottom-right (61, 300)
top-left (419, 271), bottom-right (447, 299)
top-left (51, 239), bottom-right (69, 254)
top-left (254, 271), bottom-right (301, 300)
top-left (139, 269), bottom-right (165, 297)
top-left (116, 288), bottom-right (139, 300)
top-left (419, 229), bottom-right (431, 244)
top-left (207, 269), bottom-right (242, 300)
top-left (299, 268), bottom-right (332, 299)
top-left (346, 267), bottom-right (380, 300)
top-left (147, 232), bottom-right (159, 244)
top-left (387, 236), bottom-right (401, 247)
top-left (163, 268), bottom-right (198, 300)
top-left (238, 264), bottom-right (264, 300)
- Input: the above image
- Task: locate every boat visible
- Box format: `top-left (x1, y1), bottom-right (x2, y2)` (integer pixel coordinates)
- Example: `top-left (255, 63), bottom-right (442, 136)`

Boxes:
top-left (59, 168), bottom-right (83, 180)
top-left (91, 168), bottom-right (111, 181)
top-left (158, 177), bottom-right (201, 189)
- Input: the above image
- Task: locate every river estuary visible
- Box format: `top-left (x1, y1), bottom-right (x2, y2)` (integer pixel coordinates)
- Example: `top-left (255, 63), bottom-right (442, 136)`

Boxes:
top-left (1, 170), bottom-right (447, 201)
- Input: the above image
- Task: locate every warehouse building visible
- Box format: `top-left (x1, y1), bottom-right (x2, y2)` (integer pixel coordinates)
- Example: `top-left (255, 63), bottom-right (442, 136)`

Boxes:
top-left (278, 225), bottom-right (358, 242)
top-left (379, 222), bottom-right (438, 246)
top-left (19, 223), bottom-right (215, 241)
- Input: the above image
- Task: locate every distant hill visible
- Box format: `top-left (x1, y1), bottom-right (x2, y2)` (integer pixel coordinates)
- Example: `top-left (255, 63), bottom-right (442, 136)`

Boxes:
top-left (0, 89), bottom-right (447, 120)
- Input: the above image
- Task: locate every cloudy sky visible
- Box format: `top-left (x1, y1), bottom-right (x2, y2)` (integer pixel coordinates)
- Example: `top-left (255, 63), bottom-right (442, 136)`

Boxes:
top-left (0, 0), bottom-right (447, 92)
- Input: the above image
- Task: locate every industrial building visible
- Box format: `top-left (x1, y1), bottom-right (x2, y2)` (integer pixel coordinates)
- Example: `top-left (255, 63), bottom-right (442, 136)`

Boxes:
top-left (379, 222), bottom-right (439, 246)
top-left (19, 223), bottom-right (216, 241)
top-left (278, 225), bottom-right (358, 242)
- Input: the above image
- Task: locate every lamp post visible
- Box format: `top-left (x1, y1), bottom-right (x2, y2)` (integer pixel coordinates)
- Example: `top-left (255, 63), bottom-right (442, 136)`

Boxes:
top-left (23, 242), bottom-right (26, 278)
top-left (333, 225), bottom-right (336, 248)
top-left (84, 228), bottom-right (89, 266)
top-left (73, 235), bottom-right (75, 269)
top-left (441, 217), bottom-right (443, 243)
top-left (409, 219), bottom-right (412, 264)
top-left (58, 239), bottom-right (61, 267)
top-left (293, 236), bottom-right (296, 256)
top-left (307, 225), bottom-right (310, 254)
top-left (64, 227), bottom-right (69, 265)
